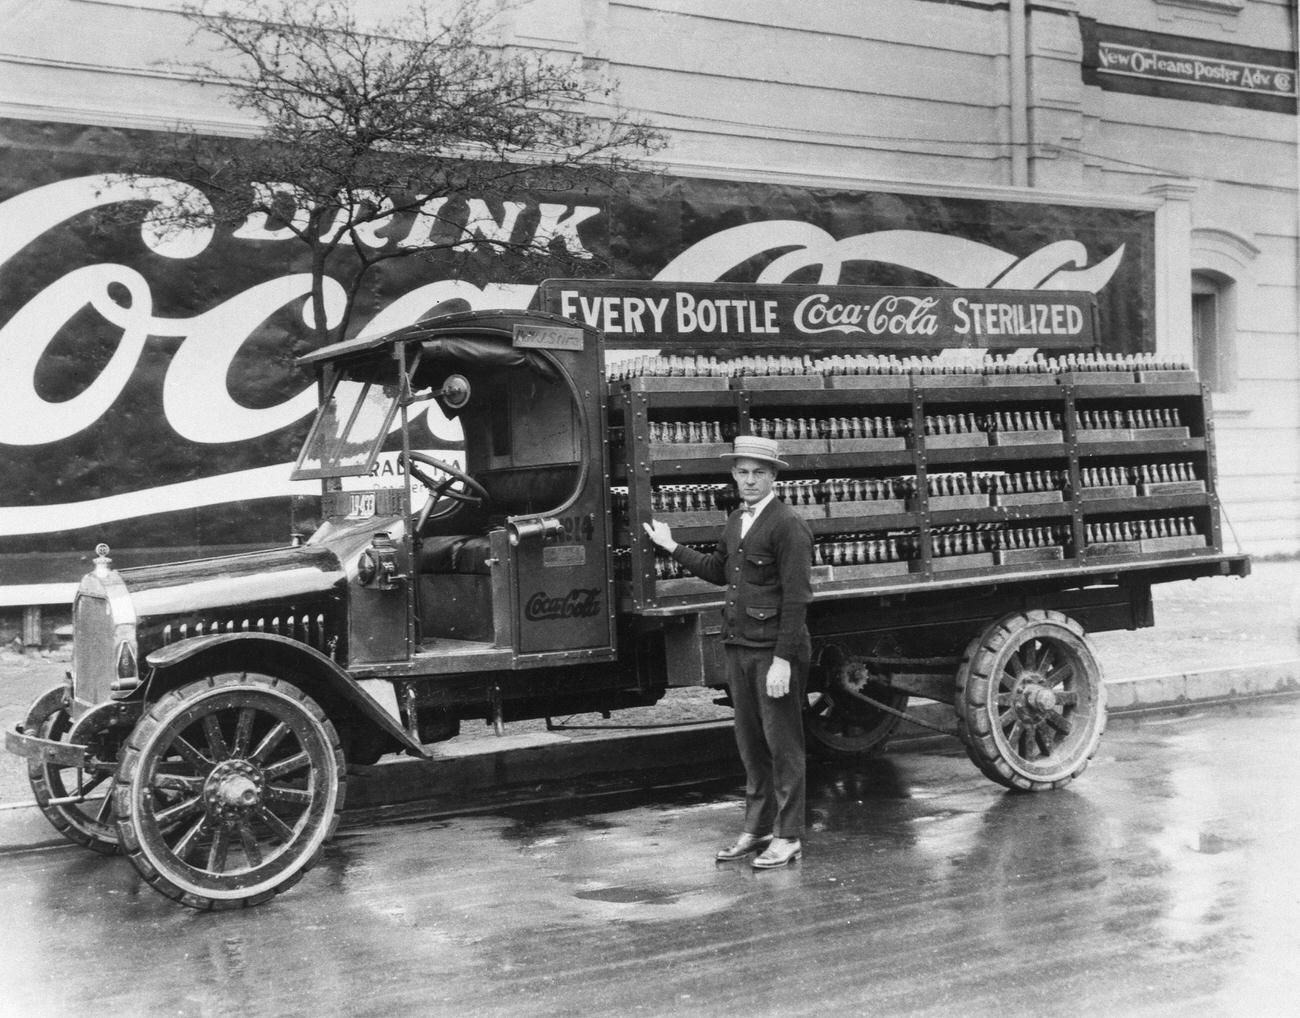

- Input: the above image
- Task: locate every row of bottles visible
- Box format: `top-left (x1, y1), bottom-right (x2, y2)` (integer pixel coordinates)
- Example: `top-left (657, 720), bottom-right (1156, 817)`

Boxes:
top-left (931, 524), bottom-right (1069, 557)
top-left (648, 420), bottom-right (731, 444)
top-left (610, 351), bottom-right (1190, 382)
top-left (775, 479), bottom-right (827, 506)
top-left (924, 472), bottom-right (982, 497)
top-left (1085, 517), bottom-right (1201, 544)
top-left (1078, 408), bottom-right (1183, 430)
top-left (1136, 461), bottom-right (1199, 485)
top-left (986, 470), bottom-right (1065, 495)
top-left (612, 485), bottom-right (742, 520)
top-left (1080, 463), bottom-right (1201, 490)
top-left (823, 476), bottom-right (910, 503)
top-left (816, 533), bottom-right (914, 565)
top-left (1081, 466), bottom-right (1134, 489)
top-left (923, 413), bottom-right (981, 436)
top-left (619, 462), bottom-right (1202, 525)
top-left (610, 545), bottom-right (720, 582)
top-left (640, 407), bottom-right (1191, 448)
top-left (987, 410), bottom-right (1063, 433)
top-left (616, 517), bottom-right (1206, 588)
top-left (751, 416), bottom-right (903, 440)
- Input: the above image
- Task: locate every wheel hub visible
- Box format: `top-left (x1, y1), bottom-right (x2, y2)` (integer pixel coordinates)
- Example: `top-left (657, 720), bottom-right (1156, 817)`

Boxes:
top-left (1009, 673), bottom-right (1060, 722)
top-left (204, 760), bottom-right (264, 819)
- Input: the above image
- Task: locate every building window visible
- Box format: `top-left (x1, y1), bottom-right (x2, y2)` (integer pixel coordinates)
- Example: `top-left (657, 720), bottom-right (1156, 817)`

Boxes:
top-left (1191, 271), bottom-right (1235, 393)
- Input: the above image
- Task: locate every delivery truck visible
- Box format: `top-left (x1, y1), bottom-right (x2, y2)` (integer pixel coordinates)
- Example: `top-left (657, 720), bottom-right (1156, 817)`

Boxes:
top-left (6, 279), bottom-right (1249, 909)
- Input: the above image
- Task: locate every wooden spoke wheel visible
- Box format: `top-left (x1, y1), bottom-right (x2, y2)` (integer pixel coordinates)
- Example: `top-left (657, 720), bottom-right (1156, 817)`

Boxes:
top-left (25, 688), bottom-right (126, 855)
top-left (113, 673), bottom-right (345, 910)
top-left (955, 610), bottom-right (1106, 792)
top-left (804, 646), bottom-right (908, 760)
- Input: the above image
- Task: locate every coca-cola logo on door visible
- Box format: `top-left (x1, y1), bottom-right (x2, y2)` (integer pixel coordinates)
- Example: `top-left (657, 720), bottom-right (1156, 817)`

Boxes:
top-left (524, 588), bottom-right (602, 622)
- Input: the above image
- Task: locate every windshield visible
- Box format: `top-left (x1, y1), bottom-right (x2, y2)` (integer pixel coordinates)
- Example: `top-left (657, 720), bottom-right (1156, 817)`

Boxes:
top-left (292, 378), bottom-right (401, 480)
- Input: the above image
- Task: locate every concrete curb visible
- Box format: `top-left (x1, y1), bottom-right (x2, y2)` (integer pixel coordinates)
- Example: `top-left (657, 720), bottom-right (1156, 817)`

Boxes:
top-left (3, 661), bottom-right (1298, 852)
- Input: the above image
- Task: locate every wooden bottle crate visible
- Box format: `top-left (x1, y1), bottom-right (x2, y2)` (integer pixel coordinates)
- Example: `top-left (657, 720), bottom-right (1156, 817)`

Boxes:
top-left (931, 552), bottom-right (996, 571)
top-left (924, 433), bottom-right (989, 449)
top-left (990, 430), bottom-right (1063, 446)
top-left (991, 490), bottom-right (1063, 507)
top-left (827, 498), bottom-right (908, 518)
top-left (994, 546), bottom-right (1065, 565)
top-left (928, 493), bottom-right (990, 511)
top-left (1080, 485), bottom-right (1138, 500)
top-left (824, 374), bottom-right (912, 390)
top-left (827, 436), bottom-right (908, 453)
top-left (614, 375), bottom-right (729, 392)
top-left (1139, 480), bottom-right (1206, 496)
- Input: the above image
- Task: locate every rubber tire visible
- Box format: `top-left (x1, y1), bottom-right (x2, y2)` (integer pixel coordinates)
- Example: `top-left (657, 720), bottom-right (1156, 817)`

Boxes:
top-left (113, 672), bottom-right (345, 910)
top-left (24, 686), bottom-right (121, 855)
top-left (804, 647), bottom-right (908, 761)
top-left (804, 693), bottom-right (906, 761)
top-left (955, 610), bottom-right (1106, 792)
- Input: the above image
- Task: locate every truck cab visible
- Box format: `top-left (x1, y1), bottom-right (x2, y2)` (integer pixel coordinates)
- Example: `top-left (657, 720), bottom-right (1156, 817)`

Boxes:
top-left (294, 307), bottom-right (617, 671)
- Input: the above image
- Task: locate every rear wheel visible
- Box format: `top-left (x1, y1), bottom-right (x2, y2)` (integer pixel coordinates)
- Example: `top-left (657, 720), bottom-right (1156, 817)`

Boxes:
top-left (25, 688), bottom-right (126, 855)
top-left (804, 645), bottom-right (908, 760)
top-left (955, 610), bottom-right (1106, 792)
top-left (113, 672), bottom-right (345, 910)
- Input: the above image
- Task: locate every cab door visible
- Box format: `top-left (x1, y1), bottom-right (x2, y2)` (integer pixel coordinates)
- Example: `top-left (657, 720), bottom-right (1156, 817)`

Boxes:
top-left (498, 320), bottom-right (616, 658)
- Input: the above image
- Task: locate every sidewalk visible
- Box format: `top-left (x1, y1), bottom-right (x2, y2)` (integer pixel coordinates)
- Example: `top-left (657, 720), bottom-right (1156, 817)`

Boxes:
top-left (2, 560), bottom-right (1297, 829)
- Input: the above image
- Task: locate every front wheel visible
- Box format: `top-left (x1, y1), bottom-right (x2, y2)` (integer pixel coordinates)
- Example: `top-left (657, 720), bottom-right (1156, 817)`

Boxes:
top-left (25, 688), bottom-right (126, 854)
top-left (113, 672), bottom-right (345, 910)
top-left (955, 610), bottom-right (1106, 792)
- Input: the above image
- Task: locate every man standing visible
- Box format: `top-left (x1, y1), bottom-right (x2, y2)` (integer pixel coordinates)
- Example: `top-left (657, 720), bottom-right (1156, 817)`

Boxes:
top-left (643, 435), bottom-right (814, 868)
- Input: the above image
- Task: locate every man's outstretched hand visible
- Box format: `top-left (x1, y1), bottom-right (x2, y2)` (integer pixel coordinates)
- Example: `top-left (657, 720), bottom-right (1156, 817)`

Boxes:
top-left (642, 519), bottom-right (677, 552)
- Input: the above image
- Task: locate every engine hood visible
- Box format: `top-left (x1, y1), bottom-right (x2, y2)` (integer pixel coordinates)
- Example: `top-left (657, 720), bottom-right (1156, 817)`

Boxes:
top-left (118, 544), bottom-right (346, 619)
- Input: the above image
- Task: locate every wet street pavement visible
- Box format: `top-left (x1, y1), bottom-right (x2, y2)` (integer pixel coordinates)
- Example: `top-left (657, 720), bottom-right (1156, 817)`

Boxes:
top-left (2, 695), bottom-right (1298, 1018)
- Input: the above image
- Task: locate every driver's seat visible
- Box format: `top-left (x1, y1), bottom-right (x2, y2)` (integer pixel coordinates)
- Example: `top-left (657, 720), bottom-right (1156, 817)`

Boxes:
top-left (416, 531), bottom-right (499, 644)
top-left (417, 534), bottom-right (494, 575)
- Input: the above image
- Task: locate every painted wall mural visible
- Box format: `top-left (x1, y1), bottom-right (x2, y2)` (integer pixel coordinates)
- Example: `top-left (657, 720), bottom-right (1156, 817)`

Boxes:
top-left (0, 120), bottom-right (1155, 589)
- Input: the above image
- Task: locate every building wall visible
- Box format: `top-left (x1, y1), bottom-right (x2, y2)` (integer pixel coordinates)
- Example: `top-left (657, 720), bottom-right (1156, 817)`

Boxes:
top-left (1072, 0), bottom-right (1299, 554)
top-left (1, 0), bottom-right (1297, 557)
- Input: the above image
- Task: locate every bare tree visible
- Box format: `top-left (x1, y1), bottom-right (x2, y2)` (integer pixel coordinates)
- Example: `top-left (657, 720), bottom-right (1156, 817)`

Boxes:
top-left (124, 0), bottom-right (663, 343)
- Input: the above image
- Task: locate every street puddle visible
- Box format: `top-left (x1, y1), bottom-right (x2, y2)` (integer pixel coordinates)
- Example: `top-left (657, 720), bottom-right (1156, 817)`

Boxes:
top-left (573, 885), bottom-right (682, 905)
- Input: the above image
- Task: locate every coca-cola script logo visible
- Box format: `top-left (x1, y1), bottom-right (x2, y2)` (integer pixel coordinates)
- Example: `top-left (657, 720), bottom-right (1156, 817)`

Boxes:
top-left (0, 175), bottom-right (1129, 540)
top-left (793, 293), bottom-right (940, 337)
top-left (524, 588), bottom-right (602, 621)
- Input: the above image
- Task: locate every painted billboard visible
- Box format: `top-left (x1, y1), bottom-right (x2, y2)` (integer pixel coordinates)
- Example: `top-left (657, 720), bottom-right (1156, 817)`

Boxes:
top-left (0, 119), bottom-right (1154, 595)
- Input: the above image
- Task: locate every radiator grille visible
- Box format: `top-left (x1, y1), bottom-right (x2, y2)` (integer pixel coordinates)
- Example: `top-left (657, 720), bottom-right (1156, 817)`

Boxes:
top-left (73, 594), bottom-right (114, 702)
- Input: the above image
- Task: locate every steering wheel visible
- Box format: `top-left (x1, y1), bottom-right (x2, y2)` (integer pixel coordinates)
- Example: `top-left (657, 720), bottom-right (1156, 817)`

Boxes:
top-left (400, 451), bottom-right (489, 529)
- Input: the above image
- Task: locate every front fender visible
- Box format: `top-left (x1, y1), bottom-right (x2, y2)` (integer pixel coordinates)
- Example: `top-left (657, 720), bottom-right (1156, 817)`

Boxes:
top-left (145, 633), bottom-right (424, 757)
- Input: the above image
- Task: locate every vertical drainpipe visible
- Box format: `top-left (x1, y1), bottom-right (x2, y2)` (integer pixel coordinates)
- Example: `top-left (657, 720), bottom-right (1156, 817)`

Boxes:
top-left (1009, 0), bottom-right (1030, 187)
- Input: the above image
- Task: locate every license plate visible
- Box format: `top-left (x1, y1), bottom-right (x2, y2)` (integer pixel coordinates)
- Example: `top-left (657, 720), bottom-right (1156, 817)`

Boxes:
top-left (346, 492), bottom-right (376, 519)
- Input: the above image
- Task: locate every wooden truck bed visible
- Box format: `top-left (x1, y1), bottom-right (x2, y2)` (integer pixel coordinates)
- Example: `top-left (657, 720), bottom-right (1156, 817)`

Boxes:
top-left (608, 370), bottom-right (1248, 615)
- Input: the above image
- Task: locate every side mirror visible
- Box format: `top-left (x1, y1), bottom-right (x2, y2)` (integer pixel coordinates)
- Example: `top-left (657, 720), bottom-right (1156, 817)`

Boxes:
top-left (438, 374), bottom-right (471, 410)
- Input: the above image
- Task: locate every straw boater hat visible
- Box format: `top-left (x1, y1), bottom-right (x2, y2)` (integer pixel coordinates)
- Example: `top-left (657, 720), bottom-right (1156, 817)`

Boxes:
top-left (724, 435), bottom-right (789, 469)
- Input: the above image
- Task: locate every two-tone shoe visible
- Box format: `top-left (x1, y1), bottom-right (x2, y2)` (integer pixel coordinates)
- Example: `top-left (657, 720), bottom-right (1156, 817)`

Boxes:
top-left (751, 837), bottom-right (801, 869)
top-left (715, 833), bottom-right (772, 861)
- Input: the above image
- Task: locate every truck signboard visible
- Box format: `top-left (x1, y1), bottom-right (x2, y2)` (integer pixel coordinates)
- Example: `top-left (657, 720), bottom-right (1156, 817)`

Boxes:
top-left (539, 280), bottom-right (1098, 350)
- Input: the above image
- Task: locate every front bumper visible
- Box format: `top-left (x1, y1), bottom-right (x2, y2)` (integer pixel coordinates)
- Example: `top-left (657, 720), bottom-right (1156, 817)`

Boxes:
top-left (4, 723), bottom-right (88, 767)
